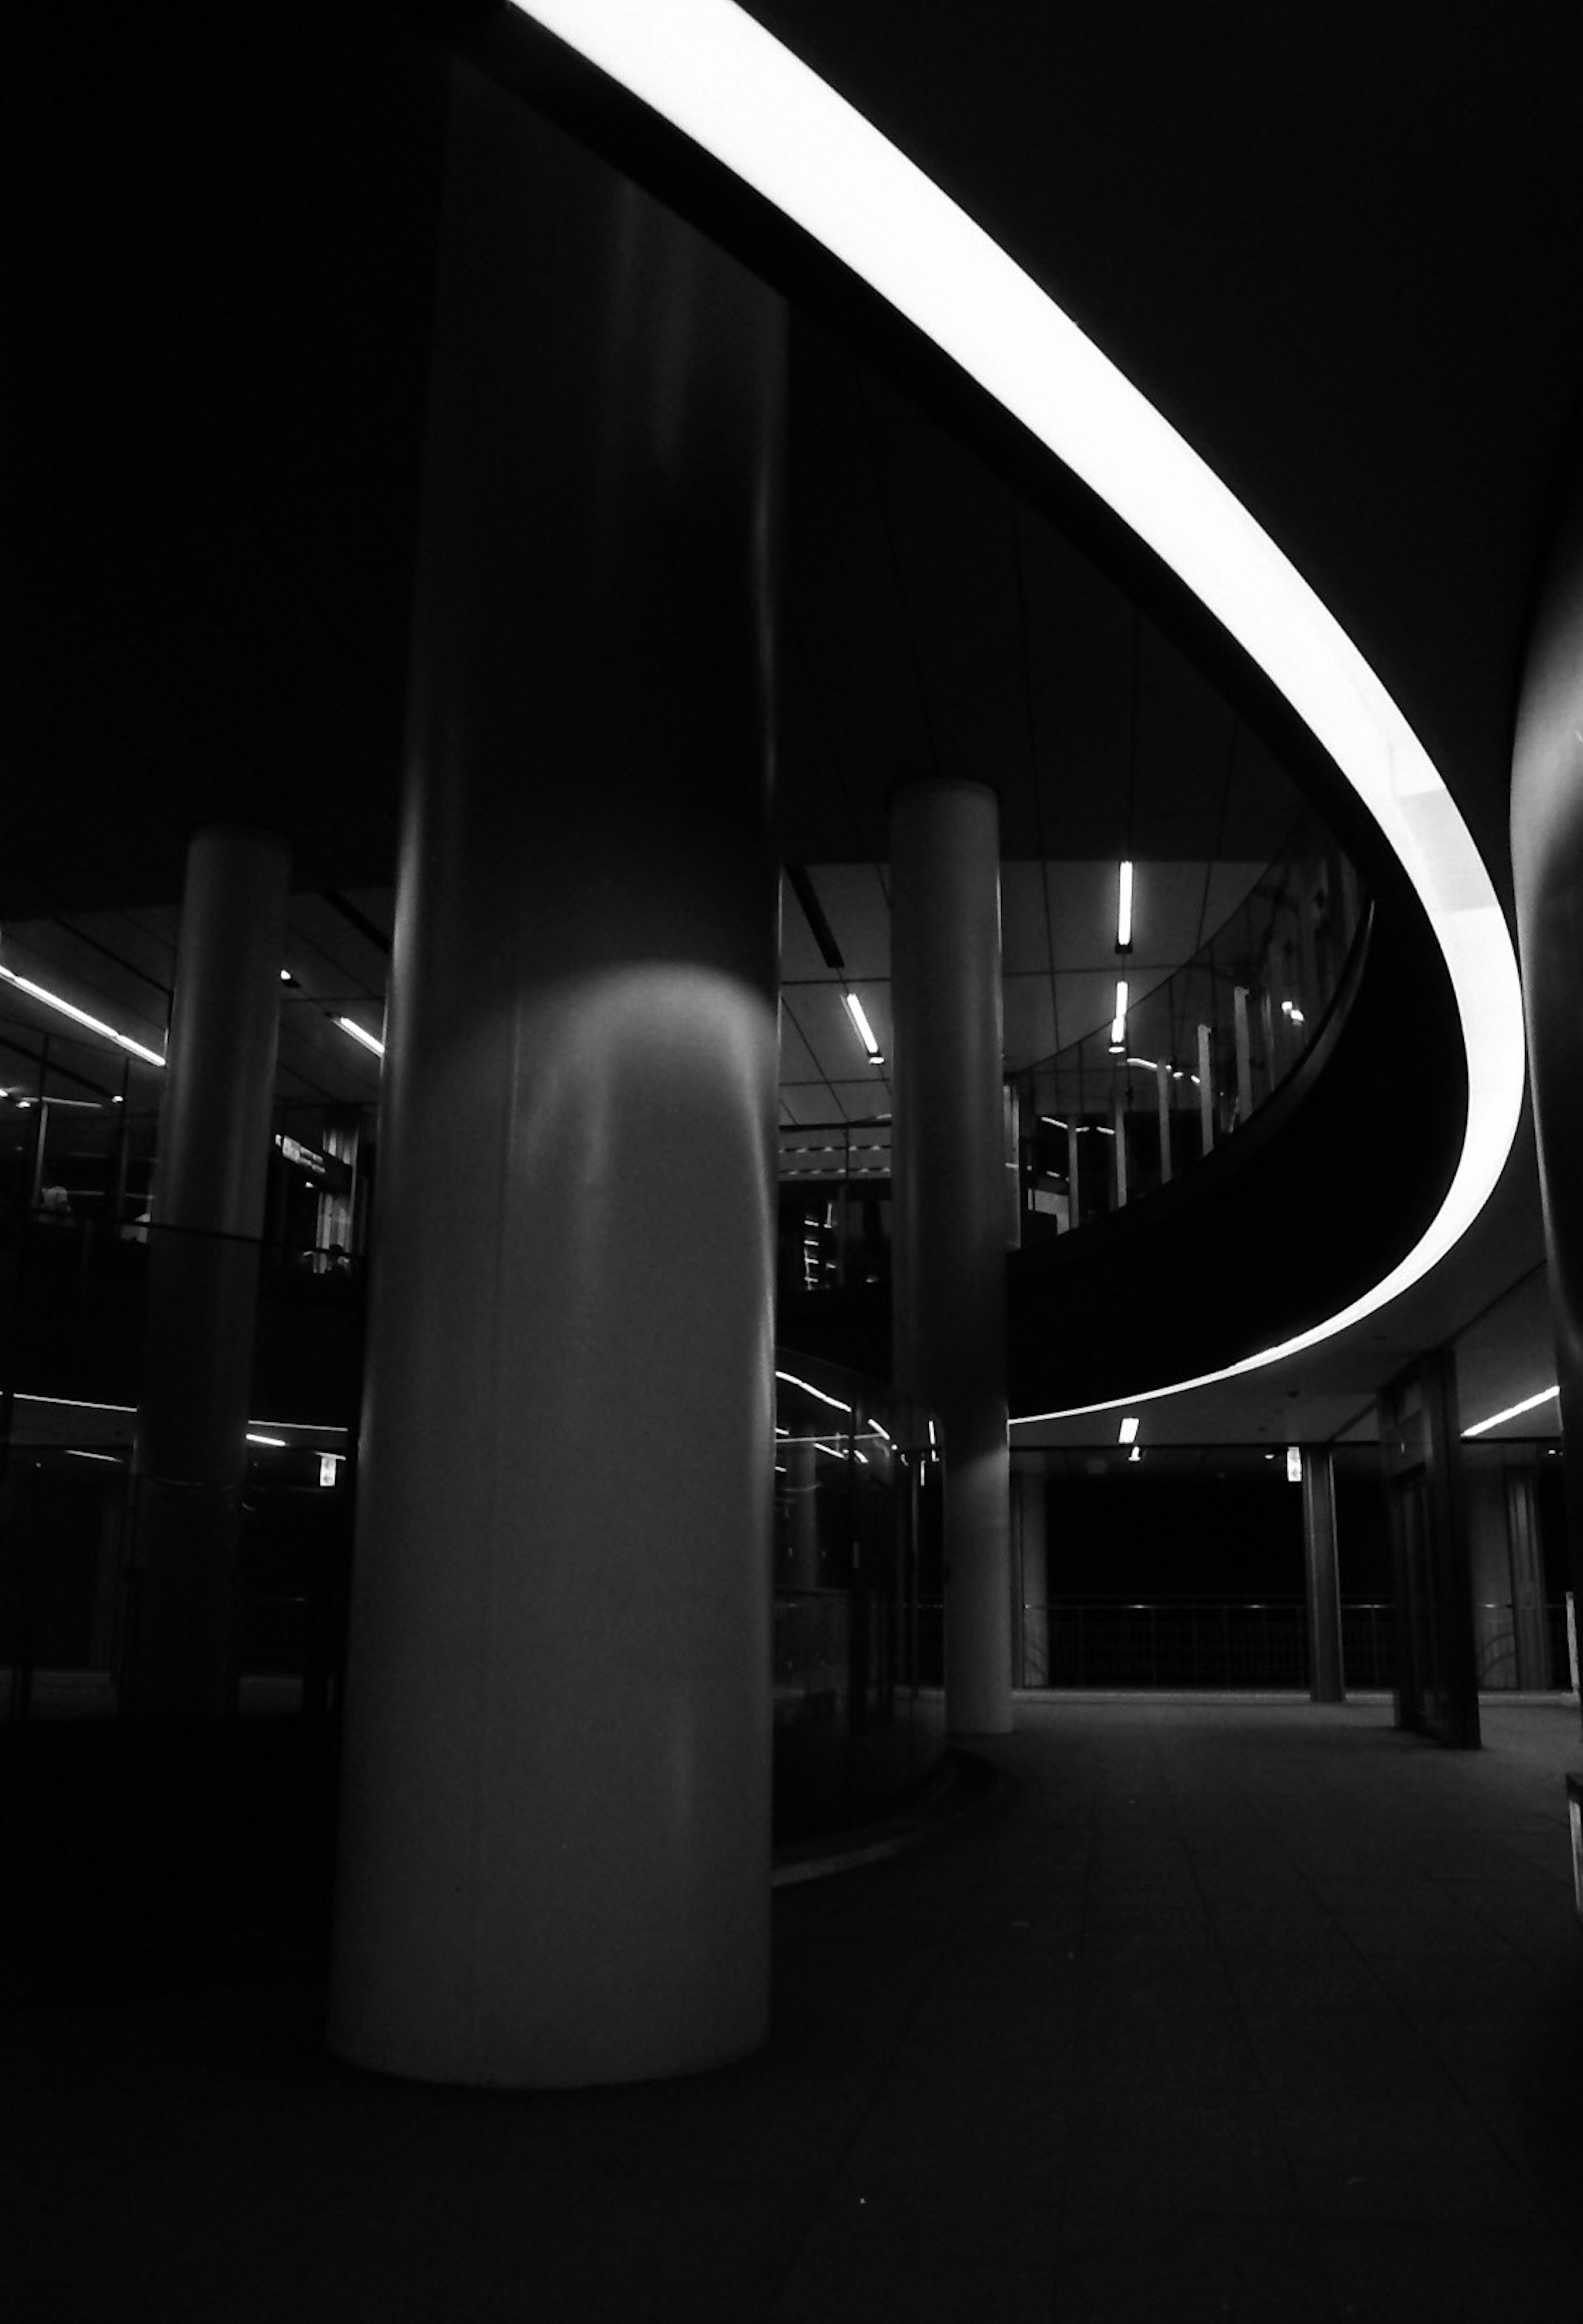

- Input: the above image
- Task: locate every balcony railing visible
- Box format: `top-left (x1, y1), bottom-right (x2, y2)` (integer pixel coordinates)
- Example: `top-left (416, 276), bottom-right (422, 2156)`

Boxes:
top-left (780, 817), bottom-right (1367, 1289)
top-left (1010, 813), bottom-right (1367, 1239)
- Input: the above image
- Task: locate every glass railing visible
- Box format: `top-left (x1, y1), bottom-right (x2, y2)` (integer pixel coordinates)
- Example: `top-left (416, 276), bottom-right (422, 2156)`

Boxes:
top-left (1011, 814), bottom-right (1367, 1238)
top-left (993, 1594), bottom-right (1573, 1695)
top-left (778, 819), bottom-right (1367, 1287)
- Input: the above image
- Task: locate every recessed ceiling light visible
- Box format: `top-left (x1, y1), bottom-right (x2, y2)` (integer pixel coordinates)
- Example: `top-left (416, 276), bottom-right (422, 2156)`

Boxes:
top-left (0, 963), bottom-right (165, 1068)
top-left (335, 1016), bottom-right (385, 1059)
top-left (1463, 1385), bottom-right (1560, 1437)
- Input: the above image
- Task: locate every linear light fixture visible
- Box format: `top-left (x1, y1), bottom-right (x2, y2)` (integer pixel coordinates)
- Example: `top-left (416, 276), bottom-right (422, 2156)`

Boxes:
top-left (1463, 1385), bottom-right (1560, 1438)
top-left (16, 1392), bottom-right (136, 1414)
top-left (335, 1015), bottom-right (385, 1059)
top-left (774, 1368), bottom-right (853, 1414)
top-left (1117, 1414), bottom-right (1140, 1445)
top-left (843, 990), bottom-right (884, 1065)
top-left (1116, 860), bottom-right (1134, 952)
top-left (516, 1), bottom-right (1527, 1425)
top-left (0, 964), bottom-right (166, 1068)
top-left (246, 1433), bottom-right (287, 1447)
top-left (1109, 980), bottom-right (1128, 1052)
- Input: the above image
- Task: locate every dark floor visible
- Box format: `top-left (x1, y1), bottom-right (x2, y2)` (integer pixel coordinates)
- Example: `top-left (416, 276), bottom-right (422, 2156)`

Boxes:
top-left (5, 1696), bottom-right (1582, 2321)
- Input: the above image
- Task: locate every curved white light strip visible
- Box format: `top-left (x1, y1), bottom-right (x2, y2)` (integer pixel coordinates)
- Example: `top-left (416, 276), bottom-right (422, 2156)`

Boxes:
top-left (511, 0), bottom-right (1525, 1416)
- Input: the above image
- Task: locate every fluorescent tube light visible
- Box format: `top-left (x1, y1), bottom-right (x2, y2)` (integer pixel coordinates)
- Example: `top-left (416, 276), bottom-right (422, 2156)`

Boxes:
top-left (1117, 1415), bottom-right (1140, 1445)
top-left (336, 1016), bottom-right (385, 1058)
top-left (246, 1433), bottom-right (287, 1448)
top-left (16, 1392), bottom-right (136, 1414)
top-left (1286, 1446), bottom-right (1303, 1483)
top-left (0, 964), bottom-right (166, 1068)
top-left (1110, 979), bottom-right (1128, 1048)
top-left (1117, 860), bottom-right (1134, 951)
top-left (843, 991), bottom-right (884, 1063)
top-left (1463, 1385), bottom-right (1560, 1437)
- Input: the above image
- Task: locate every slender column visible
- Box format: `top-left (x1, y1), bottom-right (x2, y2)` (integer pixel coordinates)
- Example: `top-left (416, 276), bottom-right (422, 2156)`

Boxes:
top-left (1014, 1455), bottom-right (1049, 1687)
top-left (1301, 1446), bottom-right (1345, 1703)
top-left (891, 777), bottom-right (1011, 1735)
top-left (1505, 1461), bottom-right (1551, 1690)
top-left (1197, 1021), bottom-right (1214, 1153)
top-left (328, 66), bottom-right (784, 2088)
top-left (1379, 1352), bottom-right (1480, 1747)
top-left (1232, 985), bottom-right (1253, 1123)
top-left (1511, 444), bottom-right (1583, 1737)
top-left (121, 823), bottom-right (288, 1718)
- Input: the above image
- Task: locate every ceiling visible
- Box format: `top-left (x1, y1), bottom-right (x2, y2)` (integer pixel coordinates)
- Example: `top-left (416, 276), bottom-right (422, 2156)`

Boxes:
top-left (12, 1), bottom-right (1582, 1446)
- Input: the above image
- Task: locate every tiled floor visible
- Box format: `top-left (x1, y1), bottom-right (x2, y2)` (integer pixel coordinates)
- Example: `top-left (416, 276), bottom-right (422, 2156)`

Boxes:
top-left (5, 1697), bottom-right (1581, 2319)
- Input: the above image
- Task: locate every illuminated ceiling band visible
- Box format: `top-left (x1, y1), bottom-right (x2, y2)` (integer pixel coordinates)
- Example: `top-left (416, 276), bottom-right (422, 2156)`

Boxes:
top-left (512, 1), bottom-right (1525, 1418)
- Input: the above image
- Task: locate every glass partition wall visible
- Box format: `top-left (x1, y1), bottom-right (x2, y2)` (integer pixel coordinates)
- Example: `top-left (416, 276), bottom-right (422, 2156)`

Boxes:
top-left (773, 1355), bottom-right (943, 1836)
top-left (0, 1283), bottom-right (947, 1840)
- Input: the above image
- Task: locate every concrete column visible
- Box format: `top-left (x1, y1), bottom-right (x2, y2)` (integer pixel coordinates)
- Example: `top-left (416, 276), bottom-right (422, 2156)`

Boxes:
top-left (891, 777), bottom-right (1011, 1735)
top-left (1014, 1455), bottom-right (1049, 1687)
top-left (1511, 443), bottom-right (1583, 1738)
top-left (1301, 1446), bottom-right (1345, 1703)
top-left (328, 66), bottom-right (784, 2089)
top-left (122, 822), bottom-right (288, 1718)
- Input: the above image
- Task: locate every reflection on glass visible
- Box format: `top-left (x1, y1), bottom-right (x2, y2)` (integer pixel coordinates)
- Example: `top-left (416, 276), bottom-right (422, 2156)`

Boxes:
top-left (1014, 814), bottom-right (1368, 1239)
top-left (772, 1351), bottom-right (943, 1836)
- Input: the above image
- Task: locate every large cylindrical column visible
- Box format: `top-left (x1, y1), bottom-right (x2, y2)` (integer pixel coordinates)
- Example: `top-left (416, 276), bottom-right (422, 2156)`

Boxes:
top-left (122, 822), bottom-right (289, 1718)
top-left (1512, 445), bottom-right (1583, 1739)
top-left (891, 778), bottom-right (1012, 1735)
top-left (1301, 1447), bottom-right (1345, 1704)
top-left (328, 65), bottom-right (784, 2088)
